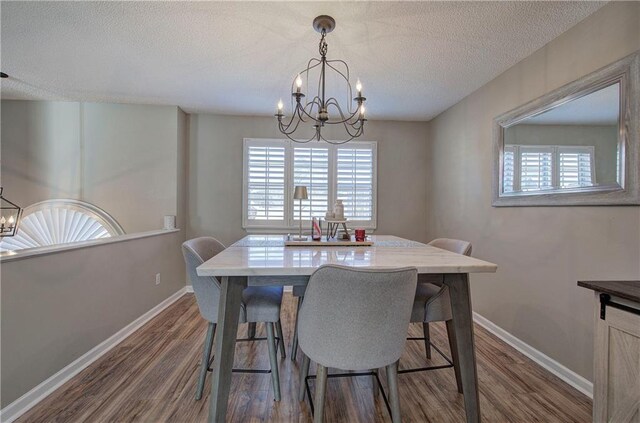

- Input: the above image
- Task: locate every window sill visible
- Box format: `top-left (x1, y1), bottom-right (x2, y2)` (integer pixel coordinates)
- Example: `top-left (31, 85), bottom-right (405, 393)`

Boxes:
top-left (0, 229), bottom-right (181, 263)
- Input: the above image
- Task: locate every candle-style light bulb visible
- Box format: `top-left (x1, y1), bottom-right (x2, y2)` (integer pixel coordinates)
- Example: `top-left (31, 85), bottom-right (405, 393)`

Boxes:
top-left (295, 74), bottom-right (303, 92)
top-left (8, 215), bottom-right (14, 226)
top-left (0, 216), bottom-right (5, 225)
top-left (277, 99), bottom-right (284, 114)
top-left (356, 79), bottom-right (363, 95)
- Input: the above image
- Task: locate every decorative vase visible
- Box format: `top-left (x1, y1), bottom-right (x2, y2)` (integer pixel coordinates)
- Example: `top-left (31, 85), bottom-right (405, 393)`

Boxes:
top-left (333, 200), bottom-right (344, 220)
top-left (311, 217), bottom-right (322, 241)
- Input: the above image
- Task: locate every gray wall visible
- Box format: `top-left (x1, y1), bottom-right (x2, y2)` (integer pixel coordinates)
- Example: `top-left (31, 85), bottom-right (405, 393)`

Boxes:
top-left (505, 124), bottom-right (618, 185)
top-left (1, 101), bottom-right (183, 233)
top-left (1, 102), bottom-right (189, 407)
top-left (188, 114), bottom-right (430, 246)
top-left (426, 1), bottom-right (640, 381)
top-left (1, 231), bottom-right (186, 407)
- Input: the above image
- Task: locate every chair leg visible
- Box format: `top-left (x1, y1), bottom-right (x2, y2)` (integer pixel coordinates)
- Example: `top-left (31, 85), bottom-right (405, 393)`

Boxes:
top-left (266, 322), bottom-right (281, 401)
top-left (196, 322), bottom-right (216, 400)
top-left (299, 353), bottom-right (310, 401)
top-left (423, 322), bottom-right (432, 359)
top-left (291, 295), bottom-right (303, 361)
top-left (247, 322), bottom-right (256, 339)
top-left (372, 368), bottom-right (379, 398)
top-left (276, 319), bottom-right (286, 359)
top-left (314, 364), bottom-right (328, 423)
top-left (386, 361), bottom-right (402, 423)
top-left (446, 319), bottom-right (463, 394)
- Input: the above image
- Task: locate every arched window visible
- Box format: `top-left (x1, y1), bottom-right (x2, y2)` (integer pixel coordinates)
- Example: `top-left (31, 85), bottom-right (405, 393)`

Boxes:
top-left (0, 199), bottom-right (124, 252)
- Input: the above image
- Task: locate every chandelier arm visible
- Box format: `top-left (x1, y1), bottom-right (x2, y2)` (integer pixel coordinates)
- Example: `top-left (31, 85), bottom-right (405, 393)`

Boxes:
top-left (278, 105), bottom-right (309, 135)
top-left (278, 116), bottom-right (303, 136)
top-left (279, 102), bottom-right (309, 131)
top-left (317, 130), bottom-right (358, 145)
top-left (298, 59), bottom-right (322, 108)
top-left (277, 113), bottom-right (298, 132)
top-left (295, 102), bottom-right (309, 123)
top-left (324, 97), bottom-right (362, 125)
top-left (324, 60), bottom-right (355, 114)
top-left (284, 125), bottom-right (320, 143)
top-left (341, 120), bottom-right (362, 139)
top-left (298, 96), bottom-right (323, 122)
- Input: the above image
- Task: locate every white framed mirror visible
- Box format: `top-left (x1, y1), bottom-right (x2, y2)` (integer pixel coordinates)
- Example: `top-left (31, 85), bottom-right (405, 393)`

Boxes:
top-left (493, 51), bottom-right (639, 206)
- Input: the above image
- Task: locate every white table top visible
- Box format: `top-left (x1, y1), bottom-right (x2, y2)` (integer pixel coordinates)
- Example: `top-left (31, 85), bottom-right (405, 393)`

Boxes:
top-left (197, 235), bottom-right (497, 277)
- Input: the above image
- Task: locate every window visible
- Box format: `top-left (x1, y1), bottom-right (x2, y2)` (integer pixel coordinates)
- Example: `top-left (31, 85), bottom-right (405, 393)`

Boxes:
top-left (0, 199), bottom-right (125, 252)
top-left (293, 147), bottom-right (330, 221)
top-left (503, 145), bottom-right (595, 193)
top-left (336, 147), bottom-right (375, 220)
top-left (243, 139), bottom-right (377, 229)
top-left (245, 141), bottom-right (286, 221)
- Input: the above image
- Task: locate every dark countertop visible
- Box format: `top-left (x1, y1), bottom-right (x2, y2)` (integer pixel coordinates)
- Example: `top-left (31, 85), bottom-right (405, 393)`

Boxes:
top-left (578, 280), bottom-right (640, 303)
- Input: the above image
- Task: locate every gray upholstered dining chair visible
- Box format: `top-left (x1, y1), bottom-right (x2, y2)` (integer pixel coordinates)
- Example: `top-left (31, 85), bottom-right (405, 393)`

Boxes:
top-left (297, 265), bottom-right (418, 423)
top-left (182, 237), bottom-right (285, 401)
top-left (406, 238), bottom-right (472, 393)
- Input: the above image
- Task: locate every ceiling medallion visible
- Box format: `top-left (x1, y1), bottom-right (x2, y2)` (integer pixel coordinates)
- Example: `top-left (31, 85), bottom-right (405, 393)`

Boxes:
top-left (275, 15), bottom-right (367, 144)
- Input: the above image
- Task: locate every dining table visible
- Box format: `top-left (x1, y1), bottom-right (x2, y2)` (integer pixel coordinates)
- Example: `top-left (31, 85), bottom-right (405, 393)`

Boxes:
top-left (196, 234), bottom-right (498, 423)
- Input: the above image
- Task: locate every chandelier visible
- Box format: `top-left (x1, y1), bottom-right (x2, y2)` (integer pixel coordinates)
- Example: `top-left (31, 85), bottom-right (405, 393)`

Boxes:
top-left (0, 187), bottom-right (22, 237)
top-left (275, 15), bottom-right (367, 144)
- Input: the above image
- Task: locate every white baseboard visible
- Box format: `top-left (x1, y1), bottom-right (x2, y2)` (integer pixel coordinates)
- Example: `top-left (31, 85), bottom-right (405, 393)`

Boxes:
top-left (1, 287), bottom-right (188, 423)
top-left (185, 285), bottom-right (194, 293)
top-left (473, 312), bottom-right (593, 398)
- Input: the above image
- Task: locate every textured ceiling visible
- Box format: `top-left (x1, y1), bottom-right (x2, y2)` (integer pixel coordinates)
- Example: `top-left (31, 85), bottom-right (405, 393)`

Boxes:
top-left (0, 1), bottom-right (605, 121)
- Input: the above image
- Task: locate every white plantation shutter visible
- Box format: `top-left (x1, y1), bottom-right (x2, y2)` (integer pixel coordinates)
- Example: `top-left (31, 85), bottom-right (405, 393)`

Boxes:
top-left (505, 144), bottom-right (597, 194)
top-left (558, 147), bottom-right (595, 188)
top-left (245, 142), bottom-right (286, 224)
top-left (503, 147), bottom-right (516, 193)
top-left (243, 139), bottom-right (377, 229)
top-left (519, 147), bottom-right (553, 192)
top-left (336, 145), bottom-right (375, 222)
top-left (293, 147), bottom-right (329, 220)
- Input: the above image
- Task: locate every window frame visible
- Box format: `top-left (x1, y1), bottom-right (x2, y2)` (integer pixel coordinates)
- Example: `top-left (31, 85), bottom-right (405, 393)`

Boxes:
top-left (242, 138), bottom-right (377, 231)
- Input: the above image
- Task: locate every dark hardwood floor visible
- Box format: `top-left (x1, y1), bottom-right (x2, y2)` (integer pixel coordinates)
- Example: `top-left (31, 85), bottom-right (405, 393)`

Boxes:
top-left (18, 293), bottom-right (591, 422)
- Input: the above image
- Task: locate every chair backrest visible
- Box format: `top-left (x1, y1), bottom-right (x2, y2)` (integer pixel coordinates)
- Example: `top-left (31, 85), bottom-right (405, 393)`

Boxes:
top-left (428, 238), bottom-right (472, 256)
top-left (182, 237), bottom-right (226, 323)
top-left (298, 265), bottom-right (418, 371)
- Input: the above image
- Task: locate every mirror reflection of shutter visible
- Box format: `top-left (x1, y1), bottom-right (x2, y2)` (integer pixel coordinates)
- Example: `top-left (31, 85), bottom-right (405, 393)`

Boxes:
top-left (247, 145), bottom-right (286, 222)
top-left (336, 146), bottom-right (374, 221)
top-left (293, 147), bottom-right (329, 221)
top-left (520, 147), bottom-right (553, 191)
top-left (559, 146), bottom-right (595, 188)
top-left (503, 147), bottom-right (516, 193)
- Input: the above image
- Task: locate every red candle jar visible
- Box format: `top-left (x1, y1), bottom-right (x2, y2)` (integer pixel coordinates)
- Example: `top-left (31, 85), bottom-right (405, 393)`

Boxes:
top-left (355, 228), bottom-right (366, 242)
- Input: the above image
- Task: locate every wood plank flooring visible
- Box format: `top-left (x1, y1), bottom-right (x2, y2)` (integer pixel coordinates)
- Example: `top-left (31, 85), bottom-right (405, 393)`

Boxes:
top-left (18, 293), bottom-right (592, 422)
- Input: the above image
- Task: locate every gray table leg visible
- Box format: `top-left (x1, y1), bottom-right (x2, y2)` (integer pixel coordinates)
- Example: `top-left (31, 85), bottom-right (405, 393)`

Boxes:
top-left (208, 276), bottom-right (246, 423)
top-left (444, 273), bottom-right (480, 423)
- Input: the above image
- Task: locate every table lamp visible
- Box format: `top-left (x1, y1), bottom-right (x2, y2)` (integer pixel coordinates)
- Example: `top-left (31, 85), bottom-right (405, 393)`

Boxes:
top-left (292, 185), bottom-right (308, 241)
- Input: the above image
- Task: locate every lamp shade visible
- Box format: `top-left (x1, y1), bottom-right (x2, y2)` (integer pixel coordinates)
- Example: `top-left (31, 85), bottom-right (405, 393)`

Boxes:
top-left (293, 185), bottom-right (308, 200)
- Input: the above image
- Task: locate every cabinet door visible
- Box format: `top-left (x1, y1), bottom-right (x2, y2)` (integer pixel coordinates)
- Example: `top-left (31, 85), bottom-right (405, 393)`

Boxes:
top-left (594, 294), bottom-right (640, 423)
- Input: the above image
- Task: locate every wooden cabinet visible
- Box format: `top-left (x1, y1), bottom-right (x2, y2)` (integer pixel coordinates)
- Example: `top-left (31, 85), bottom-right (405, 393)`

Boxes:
top-left (579, 281), bottom-right (640, 423)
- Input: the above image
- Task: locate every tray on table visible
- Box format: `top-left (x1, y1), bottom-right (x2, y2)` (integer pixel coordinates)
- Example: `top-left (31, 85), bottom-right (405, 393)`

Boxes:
top-left (285, 236), bottom-right (373, 247)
